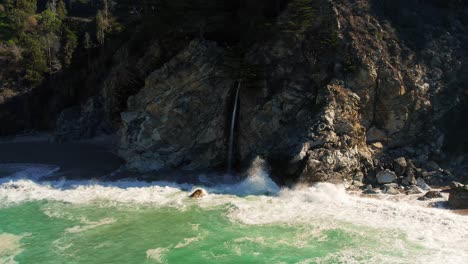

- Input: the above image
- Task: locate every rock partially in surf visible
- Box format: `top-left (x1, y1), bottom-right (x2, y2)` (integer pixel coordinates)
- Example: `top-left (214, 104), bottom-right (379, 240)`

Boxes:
top-left (376, 170), bottom-right (397, 184)
top-left (448, 185), bottom-right (468, 209)
top-left (189, 189), bottom-right (206, 198)
top-left (362, 184), bottom-right (379, 194)
top-left (416, 178), bottom-right (431, 191)
top-left (417, 191), bottom-right (443, 201)
top-left (405, 185), bottom-right (423, 195)
top-left (382, 184), bottom-right (399, 195)
top-left (363, 189), bottom-right (379, 195)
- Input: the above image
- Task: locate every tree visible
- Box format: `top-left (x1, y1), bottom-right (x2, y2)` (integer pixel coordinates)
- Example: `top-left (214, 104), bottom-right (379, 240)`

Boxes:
top-left (22, 34), bottom-right (48, 84)
top-left (95, 10), bottom-right (106, 45)
top-left (57, 0), bottom-right (68, 20)
top-left (9, 0), bottom-right (37, 15)
top-left (46, 0), bottom-right (57, 13)
top-left (62, 27), bottom-right (77, 65)
top-left (101, 0), bottom-right (109, 19)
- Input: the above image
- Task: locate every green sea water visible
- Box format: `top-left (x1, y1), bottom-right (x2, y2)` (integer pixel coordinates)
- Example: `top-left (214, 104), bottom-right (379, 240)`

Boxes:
top-left (1, 199), bottom-right (422, 264)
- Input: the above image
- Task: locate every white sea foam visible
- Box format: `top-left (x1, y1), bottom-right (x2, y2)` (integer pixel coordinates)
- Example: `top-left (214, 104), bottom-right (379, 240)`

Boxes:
top-left (146, 247), bottom-right (168, 263)
top-left (0, 233), bottom-right (23, 264)
top-left (233, 237), bottom-right (266, 245)
top-left (225, 183), bottom-right (468, 263)
top-left (65, 218), bottom-right (116, 233)
top-left (174, 237), bottom-right (201, 249)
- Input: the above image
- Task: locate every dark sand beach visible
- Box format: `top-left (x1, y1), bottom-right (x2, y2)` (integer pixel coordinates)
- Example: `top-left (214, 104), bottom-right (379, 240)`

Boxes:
top-left (0, 135), bottom-right (124, 179)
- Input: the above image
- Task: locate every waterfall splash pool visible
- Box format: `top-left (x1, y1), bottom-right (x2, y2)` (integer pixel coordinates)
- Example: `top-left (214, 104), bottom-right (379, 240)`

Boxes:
top-left (1, 163), bottom-right (467, 264)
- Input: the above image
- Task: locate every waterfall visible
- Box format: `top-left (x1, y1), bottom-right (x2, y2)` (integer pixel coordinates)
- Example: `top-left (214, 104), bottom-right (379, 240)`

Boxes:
top-left (227, 80), bottom-right (241, 173)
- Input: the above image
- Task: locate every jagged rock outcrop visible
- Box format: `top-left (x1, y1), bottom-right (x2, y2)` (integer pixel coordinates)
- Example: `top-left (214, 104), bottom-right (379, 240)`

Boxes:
top-left (119, 40), bottom-right (233, 172)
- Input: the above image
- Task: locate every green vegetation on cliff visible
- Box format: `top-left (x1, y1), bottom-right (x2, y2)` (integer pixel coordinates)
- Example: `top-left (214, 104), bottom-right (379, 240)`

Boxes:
top-left (0, 0), bottom-right (112, 89)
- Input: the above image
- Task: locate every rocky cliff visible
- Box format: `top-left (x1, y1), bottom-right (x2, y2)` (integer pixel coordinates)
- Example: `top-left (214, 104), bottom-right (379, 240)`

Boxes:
top-left (1, 0), bottom-right (467, 186)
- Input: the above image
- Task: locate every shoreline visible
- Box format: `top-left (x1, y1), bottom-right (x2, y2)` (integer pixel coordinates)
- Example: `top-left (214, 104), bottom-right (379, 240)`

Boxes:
top-left (0, 133), bottom-right (466, 216)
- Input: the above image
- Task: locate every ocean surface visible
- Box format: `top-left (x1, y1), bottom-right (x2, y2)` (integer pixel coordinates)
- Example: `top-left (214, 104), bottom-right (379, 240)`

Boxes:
top-left (1, 161), bottom-right (468, 264)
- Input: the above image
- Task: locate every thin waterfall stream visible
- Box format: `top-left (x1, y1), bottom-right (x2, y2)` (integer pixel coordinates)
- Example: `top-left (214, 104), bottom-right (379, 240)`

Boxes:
top-left (227, 80), bottom-right (241, 173)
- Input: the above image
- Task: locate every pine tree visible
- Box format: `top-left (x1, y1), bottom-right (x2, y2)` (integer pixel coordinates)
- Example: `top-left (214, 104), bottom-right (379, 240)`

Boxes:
top-left (57, 0), bottom-right (67, 20)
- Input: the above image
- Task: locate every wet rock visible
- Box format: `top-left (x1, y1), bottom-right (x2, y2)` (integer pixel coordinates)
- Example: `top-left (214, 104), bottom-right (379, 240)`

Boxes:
top-left (363, 189), bottom-right (379, 195)
top-left (376, 170), bottom-right (397, 184)
top-left (189, 189), bottom-right (206, 198)
top-left (417, 191), bottom-right (443, 201)
top-left (382, 184), bottom-right (399, 195)
top-left (363, 185), bottom-right (379, 195)
top-left (448, 185), bottom-right (468, 209)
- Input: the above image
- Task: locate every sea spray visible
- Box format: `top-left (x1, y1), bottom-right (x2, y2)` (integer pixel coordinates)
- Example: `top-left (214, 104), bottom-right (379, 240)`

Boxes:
top-left (216, 156), bottom-right (280, 196)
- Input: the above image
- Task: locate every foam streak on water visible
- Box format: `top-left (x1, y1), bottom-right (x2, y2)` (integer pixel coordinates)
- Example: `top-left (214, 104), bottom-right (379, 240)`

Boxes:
top-left (0, 163), bottom-right (467, 263)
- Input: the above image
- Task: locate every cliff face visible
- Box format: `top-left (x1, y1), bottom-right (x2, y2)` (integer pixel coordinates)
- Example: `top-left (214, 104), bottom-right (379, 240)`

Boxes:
top-left (119, 40), bottom-right (232, 171)
top-left (2, 0), bottom-right (467, 185)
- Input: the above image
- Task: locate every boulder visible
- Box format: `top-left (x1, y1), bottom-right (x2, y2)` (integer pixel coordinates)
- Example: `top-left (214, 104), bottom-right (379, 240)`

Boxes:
top-left (189, 189), bottom-right (206, 198)
top-left (448, 185), bottom-right (468, 209)
top-left (416, 178), bottom-right (431, 191)
top-left (362, 184), bottom-right (379, 194)
top-left (417, 191), bottom-right (443, 201)
top-left (382, 184), bottom-right (399, 195)
top-left (402, 171), bottom-right (417, 186)
top-left (363, 189), bottom-right (379, 195)
top-left (393, 157), bottom-right (407, 176)
top-left (405, 185), bottom-right (423, 195)
top-left (376, 170), bottom-right (397, 184)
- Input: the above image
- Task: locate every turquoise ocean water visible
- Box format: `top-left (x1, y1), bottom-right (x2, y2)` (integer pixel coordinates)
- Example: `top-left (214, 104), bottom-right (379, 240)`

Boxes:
top-left (1, 163), bottom-right (467, 264)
